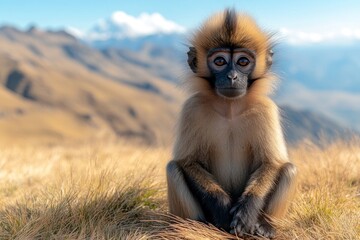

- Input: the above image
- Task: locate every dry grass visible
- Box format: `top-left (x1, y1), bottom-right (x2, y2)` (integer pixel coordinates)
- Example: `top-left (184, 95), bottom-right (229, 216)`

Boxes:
top-left (0, 139), bottom-right (359, 239)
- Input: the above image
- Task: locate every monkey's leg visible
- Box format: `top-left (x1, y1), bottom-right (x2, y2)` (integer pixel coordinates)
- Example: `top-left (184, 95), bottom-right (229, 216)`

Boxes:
top-left (167, 160), bottom-right (232, 231)
top-left (166, 160), bottom-right (205, 221)
top-left (255, 162), bottom-right (298, 239)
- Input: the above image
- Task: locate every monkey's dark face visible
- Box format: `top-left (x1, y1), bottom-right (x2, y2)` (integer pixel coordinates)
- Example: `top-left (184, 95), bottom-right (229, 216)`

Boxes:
top-left (206, 48), bottom-right (256, 98)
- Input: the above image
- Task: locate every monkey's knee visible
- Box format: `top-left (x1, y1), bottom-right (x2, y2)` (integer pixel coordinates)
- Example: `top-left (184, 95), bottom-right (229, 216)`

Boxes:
top-left (166, 160), bottom-right (182, 194)
top-left (264, 162), bottom-right (297, 218)
top-left (166, 160), bottom-right (183, 186)
top-left (166, 160), bottom-right (179, 176)
top-left (166, 160), bottom-right (204, 220)
top-left (280, 162), bottom-right (297, 183)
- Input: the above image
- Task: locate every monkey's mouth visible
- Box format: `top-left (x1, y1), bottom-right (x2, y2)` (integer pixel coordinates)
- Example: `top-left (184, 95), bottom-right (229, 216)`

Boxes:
top-left (216, 88), bottom-right (246, 98)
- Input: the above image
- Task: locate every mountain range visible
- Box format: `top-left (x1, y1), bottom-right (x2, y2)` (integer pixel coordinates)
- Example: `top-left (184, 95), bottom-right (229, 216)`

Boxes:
top-left (0, 25), bottom-right (357, 146)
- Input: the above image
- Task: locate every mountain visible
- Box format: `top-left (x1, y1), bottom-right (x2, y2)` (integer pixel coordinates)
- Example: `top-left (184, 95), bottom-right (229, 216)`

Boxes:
top-left (275, 43), bottom-right (360, 93)
top-left (273, 43), bottom-right (360, 130)
top-left (0, 25), bottom-right (356, 146)
top-left (0, 26), bottom-right (183, 146)
top-left (281, 106), bottom-right (356, 145)
top-left (99, 42), bottom-right (185, 83)
top-left (91, 33), bottom-right (186, 52)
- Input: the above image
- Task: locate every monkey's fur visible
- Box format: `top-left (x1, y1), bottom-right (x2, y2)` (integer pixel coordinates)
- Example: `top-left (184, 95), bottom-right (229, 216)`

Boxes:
top-left (166, 9), bottom-right (297, 238)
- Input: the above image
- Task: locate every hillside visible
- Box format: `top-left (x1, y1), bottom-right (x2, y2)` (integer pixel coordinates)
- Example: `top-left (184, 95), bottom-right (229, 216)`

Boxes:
top-left (0, 26), bottom-right (183, 146)
top-left (281, 106), bottom-right (355, 144)
top-left (0, 26), bottom-right (355, 146)
top-left (274, 43), bottom-right (360, 131)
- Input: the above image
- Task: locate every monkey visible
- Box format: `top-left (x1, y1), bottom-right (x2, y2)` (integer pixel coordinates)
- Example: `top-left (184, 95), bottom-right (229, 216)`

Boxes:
top-left (166, 9), bottom-right (297, 239)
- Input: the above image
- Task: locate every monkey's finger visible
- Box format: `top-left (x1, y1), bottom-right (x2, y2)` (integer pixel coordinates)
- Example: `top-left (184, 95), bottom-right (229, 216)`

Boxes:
top-left (230, 219), bottom-right (238, 228)
top-left (250, 224), bottom-right (257, 235)
top-left (235, 225), bottom-right (244, 237)
top-left (255, 227), bottom-right (264, 237)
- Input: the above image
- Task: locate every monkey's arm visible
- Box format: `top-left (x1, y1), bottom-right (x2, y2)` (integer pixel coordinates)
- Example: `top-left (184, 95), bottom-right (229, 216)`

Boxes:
top-left (230, 162), bottom-right (280, 233)
top-left (177, 158), bottom-right (232, 230)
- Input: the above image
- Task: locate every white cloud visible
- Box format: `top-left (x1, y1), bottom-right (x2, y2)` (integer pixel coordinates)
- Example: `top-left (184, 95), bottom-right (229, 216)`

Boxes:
top-left (86, 11), bottom-right (186, 40)
top-left (279, 27), bottom-right (360, 45)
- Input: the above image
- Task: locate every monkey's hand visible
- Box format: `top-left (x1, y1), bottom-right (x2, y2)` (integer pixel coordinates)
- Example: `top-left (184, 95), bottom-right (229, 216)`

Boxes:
top-left (229, 195), bottom-right (262, 237)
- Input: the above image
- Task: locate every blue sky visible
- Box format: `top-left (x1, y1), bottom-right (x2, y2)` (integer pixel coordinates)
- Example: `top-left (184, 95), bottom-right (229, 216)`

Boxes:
top-left (1, 0), bottom-right (360, 33)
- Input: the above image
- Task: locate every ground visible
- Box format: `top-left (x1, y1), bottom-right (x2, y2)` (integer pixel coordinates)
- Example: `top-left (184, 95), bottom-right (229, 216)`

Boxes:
top-left (0, 139), bottom-right (359, 239)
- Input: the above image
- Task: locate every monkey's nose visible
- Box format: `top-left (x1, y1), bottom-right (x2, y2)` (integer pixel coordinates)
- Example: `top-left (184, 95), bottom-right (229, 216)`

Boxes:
top-left (227, 71), bottom-right (237, 79)
top-left (227, 71), bottom-right (238, 86)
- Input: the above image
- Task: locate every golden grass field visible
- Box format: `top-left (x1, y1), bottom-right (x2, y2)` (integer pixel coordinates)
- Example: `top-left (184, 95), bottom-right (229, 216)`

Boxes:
top-left (0, 139), bottom-right (359, 240)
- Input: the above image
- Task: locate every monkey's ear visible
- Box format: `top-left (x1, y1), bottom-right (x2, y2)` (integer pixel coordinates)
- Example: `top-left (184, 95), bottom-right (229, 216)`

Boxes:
top-left (187, 47), bottom-right (197, 73)
top-left (266, 49), bottom-right (274, 69)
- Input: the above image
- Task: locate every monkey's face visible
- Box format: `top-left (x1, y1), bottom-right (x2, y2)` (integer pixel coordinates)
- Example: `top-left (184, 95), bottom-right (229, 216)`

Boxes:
top-left (207, 47), bottom-right (255, 98)
top-left (187, 10), bottom-right (273, 98)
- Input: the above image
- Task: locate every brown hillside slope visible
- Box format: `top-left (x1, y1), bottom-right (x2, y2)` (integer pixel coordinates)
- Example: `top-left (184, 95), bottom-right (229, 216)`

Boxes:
top-left (0, 27), bottom-right (182, 146)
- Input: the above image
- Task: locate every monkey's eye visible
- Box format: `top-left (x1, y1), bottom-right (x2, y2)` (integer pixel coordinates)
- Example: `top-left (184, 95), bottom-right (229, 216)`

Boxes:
top-left (214, 57), bottom-right (227, 66)
top-left (237, 57), bottom-right (250, 66)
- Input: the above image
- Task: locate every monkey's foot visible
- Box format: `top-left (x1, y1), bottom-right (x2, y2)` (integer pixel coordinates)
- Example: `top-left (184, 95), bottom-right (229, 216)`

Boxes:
top-left (229, 212), bottom-right (256, 237)
top-left (229, 196), bottom-right (261, 237)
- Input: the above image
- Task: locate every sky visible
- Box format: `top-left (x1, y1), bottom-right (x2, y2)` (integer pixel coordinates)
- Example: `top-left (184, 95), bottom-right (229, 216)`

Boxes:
top-left (0, 1), bottom-right (360, 45)
top-left (1, 0), bottom-right (360, 33)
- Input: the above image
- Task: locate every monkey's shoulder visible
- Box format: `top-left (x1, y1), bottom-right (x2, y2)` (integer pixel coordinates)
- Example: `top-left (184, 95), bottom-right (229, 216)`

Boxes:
top-left (183, 93), bottom-right (210, 108)
top-left (244, 97), bottom-right (280, 118)
top-left (180, 94), bottom-right (212, 118)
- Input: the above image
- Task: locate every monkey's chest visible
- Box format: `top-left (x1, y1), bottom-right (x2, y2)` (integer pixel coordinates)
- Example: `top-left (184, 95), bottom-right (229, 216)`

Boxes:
top-left (209, 130), bottom-right (251, 196)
